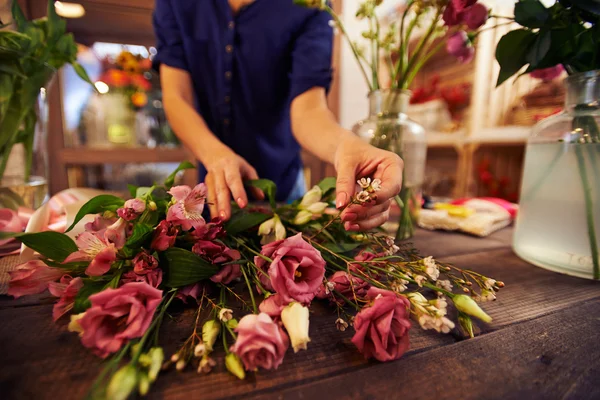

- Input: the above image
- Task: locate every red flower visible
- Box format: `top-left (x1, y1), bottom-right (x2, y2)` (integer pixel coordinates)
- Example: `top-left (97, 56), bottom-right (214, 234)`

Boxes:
top-left (151, 220), bottom-right (179, 251)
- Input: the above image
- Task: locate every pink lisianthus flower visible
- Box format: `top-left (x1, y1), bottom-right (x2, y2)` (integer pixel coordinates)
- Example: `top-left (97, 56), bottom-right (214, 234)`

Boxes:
top-left (104, 218), bottom-right (128, 249)
top-left (191, 217), bottom-right (225, 241)
top-left (78, 282), bottom-right (162, 358)
top-left (192, 240), bottom-right (241, 264)
top-left (132, 250), bottom-right (159, 274)
top-left (351, 287), bottom-right (411, 362)
top-left (254, 233), bottom-right (325, 304)
top-left (324, 271), bottom-right (370, 303)
top-left (117, 198), bottom-right (146, 221)
top-left (48, 275), bottom-right (84, 321)
top-left (151, 220), bottom-right (179, 251)
top-left (230, 313), bottom-right (289, 371)
top-left (176, 282), bottom-right (206, 303)
top-left (167, 184), bottom-right (208, 231)
top-left (258, 293), bottom-right (285, 319)
top-left (210, 264), bottom-right (241, 284)
top-left (530, 65), bottom-right (564, 82)
top-left (7, 260), bottom-right (64, 298)
top-left (64, 231), bottom-right (117, 277)
top-left (122, 269), bottom-right (163, 288)
top-left (447, 31), bottom-right (475, 63)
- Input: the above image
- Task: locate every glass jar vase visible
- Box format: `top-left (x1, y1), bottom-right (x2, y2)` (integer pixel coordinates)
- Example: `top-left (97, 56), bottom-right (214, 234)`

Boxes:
top-left (352, 89), bottom-right (427, 240)
top-left (513, 70), bottom-right (600, 280)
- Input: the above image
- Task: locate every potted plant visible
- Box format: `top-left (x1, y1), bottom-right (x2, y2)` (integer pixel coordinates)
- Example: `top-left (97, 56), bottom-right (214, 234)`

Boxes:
top-left (295, 0), bottom-right (491, 240)
top-left (0, 0), bottom-right (93, 209)
top-left (496, 0), bottom-right (599, 279)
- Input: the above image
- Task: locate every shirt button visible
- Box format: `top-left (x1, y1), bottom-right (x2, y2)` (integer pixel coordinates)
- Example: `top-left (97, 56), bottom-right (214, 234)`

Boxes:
top-left (225, 71), bottom-right (232, 79)
top-left (224, 96), bottom-right (231, 103)
top-left (223, 118), bottom-right (230, 126)
top-left (225, 45), bottom-right (233, 53)
top-left (228, 21), bottom-right (235, 30)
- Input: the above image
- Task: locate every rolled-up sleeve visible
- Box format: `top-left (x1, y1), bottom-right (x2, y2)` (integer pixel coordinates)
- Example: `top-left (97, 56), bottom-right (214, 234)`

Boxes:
top-left (152, 0), bottom-right (188, 72)
top-left (289, 10), bottom-right (334, 101)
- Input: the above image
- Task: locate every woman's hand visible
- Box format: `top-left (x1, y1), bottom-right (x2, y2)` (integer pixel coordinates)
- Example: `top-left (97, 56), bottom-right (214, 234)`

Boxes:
top-left (334, 136), bottom-right (404, 231)
top-left (204, 145), bottom-right (264, 220)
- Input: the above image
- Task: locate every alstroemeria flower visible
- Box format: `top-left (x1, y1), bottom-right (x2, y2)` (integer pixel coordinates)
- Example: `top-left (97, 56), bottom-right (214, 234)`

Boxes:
top-left (104, 218), bottom-right (128, 249)
top-left (117, 198), bottom-right (146, 221)
top-left (293, 186), bottom-right (328, 225)
top-left (7, 260), bottom-right (64, 298)
top-left (48, 275), bottom-right (84, 321)
top-left (151, 220), bottom-right (179, 251)
top-left (167, 184), bottom-right (208, 231)
top-left (84, 215), bottom-right (117, 235)
top-left (258, 214), bottom-right (286, 244)
top-left (64, 231), bottom-right (117, 276)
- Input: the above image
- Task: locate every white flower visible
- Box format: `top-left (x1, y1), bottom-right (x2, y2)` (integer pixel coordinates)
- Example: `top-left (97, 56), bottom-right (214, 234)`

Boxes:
top-left (436, 279), bottom-right (453, 291)
top-left (335, 318), bottom-right (349, 331)
top-left (293, 210), bottom-right (313, 225)
top-left (480, 289), bottom-right (496, 302)
top-left (170, 353), bottom-right (180, 363)
top-left (357, 177), bottom-right (371, 189)
top-left (325, 281), bottom-right (335, 294)
top-left (423, 256), bottom-right (439, 281)
top-left (197, 356), bottom-right (216, 374)
top-left (356, 190), bottom-right (371, 203)
top-left (281, 302), bottom-right (311, 353)
top-left (294, 186), bottom-right (328, 225)
top-left (386, 244), bottom-right (400, 256)
top-left (370, 178), bottom-right (382, 192)
top-left (418, 315), bottom-right (456, 334)
top-left (258, 214), bottom-right (286, 244)
top-left (299, 185), bottom-right (323, 208)
top-left (176, 359), bottom-right (187, 371)
top-left (305, 201), bottom-right (328, 214)
top-left (219, 308), bottom-right (233, 322)
top-left (194, 343), bottom-right (206, 358)
top-left (391, 281), bottom-right (407, 293)
top-left (384, 236), bottom-right (395, 247)
top-left (484, 278), bottom-right (496, 290)
top-left (414, 275), bottom-right (426, 287)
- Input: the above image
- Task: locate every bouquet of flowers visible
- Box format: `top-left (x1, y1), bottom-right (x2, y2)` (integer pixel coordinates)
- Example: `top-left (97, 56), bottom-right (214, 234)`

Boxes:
top-left (5, 162), bottom-right (503, 399)
top-left (98, 51), bottom-right (153, 110)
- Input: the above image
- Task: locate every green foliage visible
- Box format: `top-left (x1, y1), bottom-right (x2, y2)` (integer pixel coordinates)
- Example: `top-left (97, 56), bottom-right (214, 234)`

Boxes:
top-left (245, 179), bottom-right (276, 209)
top-left (73, 279), bottom-right (109, 313)
top-left (497, 0), bottom-right (600, 85)
top-left (16, 231), bottom-right (78, 262)
top-left (125, 223), bottom-right (154, 249)
top-left (225, 210), bottom-right (271, 235)
top-left (317, 176), bottom-right (337, 198)
top-left (160, 248), bottom-right (219, 287)
top-left (66, 195), bottom-right (125, 232)
top-left (164, 161), bottom-right (195, 189)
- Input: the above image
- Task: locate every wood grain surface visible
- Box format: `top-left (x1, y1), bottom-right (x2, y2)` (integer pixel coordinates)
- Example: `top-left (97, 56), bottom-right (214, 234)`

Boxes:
top-left (0, 228), bottom-right (598, 400)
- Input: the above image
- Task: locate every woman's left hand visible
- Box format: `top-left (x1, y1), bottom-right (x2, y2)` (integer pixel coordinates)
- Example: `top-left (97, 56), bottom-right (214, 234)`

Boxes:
top-left (333, 136), bottom-right (404, 231)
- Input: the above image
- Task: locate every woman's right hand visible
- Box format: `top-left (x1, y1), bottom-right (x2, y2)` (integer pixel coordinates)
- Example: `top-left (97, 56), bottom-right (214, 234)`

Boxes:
top-left (203, 146), bottom-right (264, 220)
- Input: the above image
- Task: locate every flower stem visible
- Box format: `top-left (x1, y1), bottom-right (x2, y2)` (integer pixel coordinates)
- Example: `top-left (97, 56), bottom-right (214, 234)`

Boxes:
top-left (241, 264), bottom-right (258, 313)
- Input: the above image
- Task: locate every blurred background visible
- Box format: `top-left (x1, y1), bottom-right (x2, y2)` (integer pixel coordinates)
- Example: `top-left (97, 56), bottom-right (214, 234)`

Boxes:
top-left (0, 0), bottom-right (564, 201)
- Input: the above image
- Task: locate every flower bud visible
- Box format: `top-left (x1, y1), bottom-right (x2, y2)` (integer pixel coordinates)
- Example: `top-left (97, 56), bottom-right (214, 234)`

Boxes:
top-left (202, 320), bottom-right (221, 352)
top-left (453, 294), bottom-right (492, 323)
top-left (194, 343), bottom-right (206, 358)
top-left (281, 302), bottom-right (311, 353)
top-left (299, 185), bottom-right (323, 208)
top-left (258, 215), bottom-right (286, 244)
top-left (147, 347), bottom-right (164, 382)
top-left (225, 353), bottom-right (246, 380)
top-left (175, 359), bottom-right (186, 371)
top-left (148, 201), bottom-right (157, 211)
top-left (138, 372), bottom-right (150, 396)
top-left (305, 201), bottom-right (328, 215)
top-left (458, 312), bottom-right (474, 338)
top-left (293, 210), bottom-right (312, 225)
top-left (219, 308), bottom-right (233, 322)
top-left (107, 365), bottom-right (138, 400)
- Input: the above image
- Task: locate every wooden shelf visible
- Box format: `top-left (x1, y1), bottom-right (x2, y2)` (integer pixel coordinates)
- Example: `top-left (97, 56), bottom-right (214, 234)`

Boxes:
top-left (466, 126), bottom-right (531, 146)
top-left (427, 130), bottom-right (465, 148)
top-left (59, 147), bottom-right (194, 165)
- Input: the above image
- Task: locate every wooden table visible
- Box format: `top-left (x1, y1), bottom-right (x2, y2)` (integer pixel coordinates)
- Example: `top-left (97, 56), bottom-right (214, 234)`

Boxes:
top-left (1, 227), bottom-right (599, 400)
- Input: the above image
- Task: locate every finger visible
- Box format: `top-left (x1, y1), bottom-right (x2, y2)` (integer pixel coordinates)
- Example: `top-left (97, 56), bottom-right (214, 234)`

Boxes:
top-left (215, 171), bottom-right (231, 220)
top-left (342, 200), bottom-right (390, 223)
top-left (206, 173), bottom-right (218, 219)
top-left (345, 207), bottom-right (390, 231)
top-left (335, 161), bottom-right (356, 209)
top-left (224, 168), bottom-right (248, 209)
top-left (373, 155), bottom-right (404, 204)
top-left (241, 163), bottom-right (265, 200)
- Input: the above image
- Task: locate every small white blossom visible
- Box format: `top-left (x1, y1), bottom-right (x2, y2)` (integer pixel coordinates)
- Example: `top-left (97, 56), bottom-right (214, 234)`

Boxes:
top-left (197, 356), bottom-right (216, 374)
top-left (357, 177), bottom-right (371, 189)
top-left (370, 178), bottom-right (382, 192)
top-left (414, 275), bottom-right (426, 287)
top-left (391, 281), bottom-right (407, 293)
top-left (335, 318), bottom-right (349, 331)
top-left (175, 359), bottom-right (186, 371)
top-left (325, 281), bottom-right (335, 294)
top-left (423, 256), bottom-right (439, 281)
top-left (418, 315), bottom-right (456, 334)
top-left (356, 190), bottom-right (371, 203)
top-left (219, 308), bottom-right (233, 322)
top-left (436, 279), bottom-right (453, 291)
top-left (386, 244), bottom-right (400, 256)
top-left (170, 353), bottom-right (180, 363)
top-left (194, 343), bottom-right (206, 358)
top-left (484, 278), bottom-right (497, 290)
top-left (480, 289), bottom-right (497, 302)
top-left (258, 214), bottom-right (286, 244)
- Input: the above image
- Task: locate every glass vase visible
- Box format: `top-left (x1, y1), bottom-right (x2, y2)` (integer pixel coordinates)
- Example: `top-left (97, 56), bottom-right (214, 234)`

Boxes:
top-left (102, 93), bottom-right (137, 146)
top-left (352, 89), bottom-right (427, 240)
top-left (513, 70), bottom-right (600, 280)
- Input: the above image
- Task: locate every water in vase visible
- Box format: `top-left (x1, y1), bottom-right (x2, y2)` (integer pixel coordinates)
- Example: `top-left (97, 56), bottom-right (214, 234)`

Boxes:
top-left (513, 142), bottom-right (600, 279)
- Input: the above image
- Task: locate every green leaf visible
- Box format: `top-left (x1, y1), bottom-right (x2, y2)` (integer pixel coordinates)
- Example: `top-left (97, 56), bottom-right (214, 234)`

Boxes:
top-left (160, 247), bottom-right (219, 287)
top-left (46, 0), bottom-right (67, 42)
top-left (323, 241), bottom-right (362, 253)
top-left (128, 184), bottom-right (139, 198)
top-left (66, 194), bottom-right (125, 232)
top-left (72, 61), bottom-right (96, 89)
top-left (125, 223), bottom-right (154, 249)
top-left (525, 29), bottom-right (551, 68)
top-left (317, 177), bottom-right (336, 197)
top-left (11, 0), bottom-right (28, 31)
top-left (225, 210), bottom-right (271, 235)
top-left (73, 279), bottom-right (108, 313)
top-left (17, 231), bottom-right (78, 262)
top-left (0, 60), bottom-right (26, 78)
top-left (135, 186), bottom-right (153, 198)
top-left (514, 0), bottom-right (552, 28)
top-left (495, 29), bottom-right (536, 86)
top-left (245, 179), bottom-right (276, 209)
top-left (164, 161), bottom-right (195, 189)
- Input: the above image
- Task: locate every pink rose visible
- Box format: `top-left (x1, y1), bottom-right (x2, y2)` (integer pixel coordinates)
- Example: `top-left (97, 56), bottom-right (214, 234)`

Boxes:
top-left (132, 250), bottom-right (159, 274)
top-left (8, 260), bottom-right (64, 298)
top-left (446, 31), bottom-right (474, 63)
top-left (351, 287), bottom-right (411, 362)
top-left (122, 269), bottom-right (163, 288)
top-left (443, 0), bottom-right (477, 26)
top-left (258, 293), bottom-right (285, 319)
top-left (231, 313), bottom-right (289, 371)
top-left (192, 240), bottom-right (241, 264)
top-left (254, 233), bottom-right (325, 304)
top-left (117, 198), bottom-right (146, 221)
top-left (167, 184), bottom-right (207, 231)
top-left (325, 271), bottom-right (370, 303)
top-left (151, 220), bottom-right (179, 251)
top-left (48, 275), bottom-right (84, 321)
top-left (64, 231), bottom-right (117, 277)
top-left (0, 209), bottom-right (25, 246)
top-left (79, 282), bottom-right (162, 357)
top-left (463, 3), bottom-right (488, 30)
top-left (530, 65), bottom-right (564, 82)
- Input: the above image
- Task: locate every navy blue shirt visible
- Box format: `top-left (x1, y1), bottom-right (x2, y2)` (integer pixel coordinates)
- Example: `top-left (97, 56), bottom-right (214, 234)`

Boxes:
top-left (153, 0), bottom-right (333, 200)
